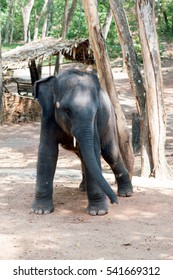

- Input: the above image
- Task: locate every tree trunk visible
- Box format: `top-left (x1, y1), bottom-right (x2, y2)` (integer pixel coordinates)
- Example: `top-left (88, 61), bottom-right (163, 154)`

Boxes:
top-left (10, 2), bottom-right (16, 44)
top-left (54, 0), bottom-right (77, 75)
top-left (66, 0), bottom-right (78, 32)
top-left (42, 0), bottom-right (53, 38)
top-left (61, 0), bottom-right (78, 37)
top-left (110, 0), bottom-right (152, 176)
top-left (54, 0), bottom-right (69, 75)
top-left (102, 6), bottom-right (112, 40)
top-left (61, 0), bottom-right (69, 39)
top-left (4, 0), bottom-right (16, 44)
top-left (33, 0), bottom-right (49, 40)
top-left (163, 10), bottom-right (169, 32)
top-left (82, 0), bottom-right (134, 177)
top-left (19, 0), bottom-right (34, 43)
top-left (0, 21), bottom-right (3, 125)
top-left (42, 15), bottom-right (48, 38)
top-left (136, 0), bottom-right (172, 179)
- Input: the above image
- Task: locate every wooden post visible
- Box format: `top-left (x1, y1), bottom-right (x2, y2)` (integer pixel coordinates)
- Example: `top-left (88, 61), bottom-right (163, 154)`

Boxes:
top-left (82, 0), bottom-right (134, 177)
top-left (136, 0), bottom-right (172, 179)
top-left (0, 20), bottom-right (3, 125)
top-left (109, 0), bottom-right (153, 177)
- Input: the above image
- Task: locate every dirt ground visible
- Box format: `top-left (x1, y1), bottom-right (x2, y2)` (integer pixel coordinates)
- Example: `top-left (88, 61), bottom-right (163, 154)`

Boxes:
top-left (0, 65), bottom-right (173, 260)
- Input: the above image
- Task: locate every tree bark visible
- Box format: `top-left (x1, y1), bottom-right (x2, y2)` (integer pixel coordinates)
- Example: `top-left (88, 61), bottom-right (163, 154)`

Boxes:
top-left (136, 0), bottom-right (172, 179)
top-left (54, 0), bottom-right (77, 75)
top-left (102, 6), bottom-right (112, 40)
top-left (42, 0), bottom-right (53, 38)
top-left (19, 0), bottom-right (34, 43)
top-left (33, 0), bottom-right (49, 40)
top-left (4, 0), bottom-right (16, 44)
top-left (110, 0), bottom-right (152, 176)
top-left (66, 0), bottom-right (78, 32)
top-left (82, 0), bottom-right (134, 177)
top-left (10, 1), bottom-right (16, 44)
top-left (61, 0), bottom-right (69, 39)
top-left (0, 20), bottom-right (3, 125)
top-left (61, 0), bottom-right (78, 38)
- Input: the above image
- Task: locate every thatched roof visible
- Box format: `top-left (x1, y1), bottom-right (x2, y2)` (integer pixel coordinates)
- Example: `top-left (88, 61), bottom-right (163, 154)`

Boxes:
top-left (2, 37), bottom-right (94, 71)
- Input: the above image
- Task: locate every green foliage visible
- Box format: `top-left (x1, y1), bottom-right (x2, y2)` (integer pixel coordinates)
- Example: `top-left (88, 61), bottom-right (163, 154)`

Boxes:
top-left (1, 0), bottom-right (172, 59)
top-left (155, 0), bottom-right (173, 36)
top-left (0, 0), bottom-right (7, 12)
top-left (67, 1), bottom-right (88, 39)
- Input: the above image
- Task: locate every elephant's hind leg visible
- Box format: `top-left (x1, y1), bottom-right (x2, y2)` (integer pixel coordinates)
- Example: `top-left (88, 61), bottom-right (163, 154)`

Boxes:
top-left (101, 137), bottom-right (133, 197)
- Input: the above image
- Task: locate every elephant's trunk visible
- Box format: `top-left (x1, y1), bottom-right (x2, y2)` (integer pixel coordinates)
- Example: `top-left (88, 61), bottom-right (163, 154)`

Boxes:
top-left (74, 126), bottom-right (118, 204)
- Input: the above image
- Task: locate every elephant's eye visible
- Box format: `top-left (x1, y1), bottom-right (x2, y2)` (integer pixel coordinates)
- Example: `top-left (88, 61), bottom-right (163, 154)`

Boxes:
top-left (63, 107), bottom-right (72, 117)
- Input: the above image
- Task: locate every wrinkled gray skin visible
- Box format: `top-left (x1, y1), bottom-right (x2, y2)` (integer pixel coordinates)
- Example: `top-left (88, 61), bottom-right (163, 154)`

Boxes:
top-left (31, 69), bottom-right (133, 216)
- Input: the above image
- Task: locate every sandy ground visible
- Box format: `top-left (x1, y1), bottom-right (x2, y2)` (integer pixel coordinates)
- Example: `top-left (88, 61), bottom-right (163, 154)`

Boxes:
top-left (0, 67), bottom-right (173, 260)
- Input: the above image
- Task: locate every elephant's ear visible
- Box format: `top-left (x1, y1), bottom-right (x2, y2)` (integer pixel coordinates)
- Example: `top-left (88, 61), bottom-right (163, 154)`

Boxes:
top-left (34, 76), bottom-right (56, 117)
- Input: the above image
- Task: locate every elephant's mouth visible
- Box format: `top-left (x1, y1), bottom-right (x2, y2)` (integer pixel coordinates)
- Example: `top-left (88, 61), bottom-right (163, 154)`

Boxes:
top-left (61, 136), bottom-right (78, 153)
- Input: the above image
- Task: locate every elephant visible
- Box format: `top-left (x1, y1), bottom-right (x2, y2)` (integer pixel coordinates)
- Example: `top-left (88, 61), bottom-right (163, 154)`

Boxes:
top-left (31, 69), bottom-right (133, 216)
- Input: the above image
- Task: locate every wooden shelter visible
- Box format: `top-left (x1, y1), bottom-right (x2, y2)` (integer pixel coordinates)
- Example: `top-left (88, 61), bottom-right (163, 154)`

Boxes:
top-left (2, 37), bottom-right (95, 95)
top-left (2, 37), bottom-right (94, 72)
top-left (2, 38), bottom-right (94, 123)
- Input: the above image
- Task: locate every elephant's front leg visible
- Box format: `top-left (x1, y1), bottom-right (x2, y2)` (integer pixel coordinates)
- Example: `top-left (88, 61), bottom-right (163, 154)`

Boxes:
top-left (83, 165), bottom-right (108, 216)
top-left (81, 136), bottom-right (108, 216)
top-left (31, 120), bottom-right (59, 214)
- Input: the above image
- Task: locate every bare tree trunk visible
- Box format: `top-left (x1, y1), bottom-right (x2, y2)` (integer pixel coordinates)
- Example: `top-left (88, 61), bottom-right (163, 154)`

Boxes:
top-left (42, 0), bottom-right (53, 38)
top-left (54, 0), bottom-right (68, 74)
top-left (82, 0), bottom-right (134, 177)
top-left (62, 0), bottom-right (78, 38)
top-left (61, 0), bottom-right (69, 39)
top-left (110, 0), bottom-right (152, 176)
top-left (42, 16), bottom-right (48, 38)
top-left (66, 0), bottom-right (78, 32)
top-left (136, 0), bottom-right (172, 179)
top-left (54, 0), bottom-right (77, 75)
top-left (4, 0), bottom-right (16, 44)
top-left (10, 2), bottom-right (16, 44)
top-left (33, 0), bottom-right (49, 40)
top-left (0, 21), bottom-right (3, 125)
top-left (19, 0), bottom-right (34, 43)
top-left (102, 6), bottom-right (112, 40)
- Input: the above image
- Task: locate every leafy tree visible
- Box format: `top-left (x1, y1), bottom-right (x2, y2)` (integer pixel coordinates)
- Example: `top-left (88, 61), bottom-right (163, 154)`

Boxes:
top-left (19, 0), bottom-right (34, 43)
top-left (33, 0), bottom-right (49, 40)
top-left (3, 0), bottom-right (16, 44)
top-left (42, 0), bottom-right (54, 38)
top-left (155, 0), bottom-right (173, 35)
top-left (1, 0), bottom-right (172, 50)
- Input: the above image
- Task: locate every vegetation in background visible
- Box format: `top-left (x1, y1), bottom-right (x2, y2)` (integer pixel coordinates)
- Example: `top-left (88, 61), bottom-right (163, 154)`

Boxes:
top-left (1, 0), bottom-right (172, 58)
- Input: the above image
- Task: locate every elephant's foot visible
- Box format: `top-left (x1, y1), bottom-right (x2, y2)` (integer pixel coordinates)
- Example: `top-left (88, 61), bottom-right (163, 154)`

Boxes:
top-left (118, 183), bottom-right (133, 197)
top-left (87, 199), bottom-right (108, 216)
top-left (31, 198), bottom-right (54, 214)
top-left (116, 173), bottom-right (133, 197)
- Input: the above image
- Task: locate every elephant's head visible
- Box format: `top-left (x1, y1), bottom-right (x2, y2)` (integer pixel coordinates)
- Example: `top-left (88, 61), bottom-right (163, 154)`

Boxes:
top-left (34, 70), bottom-right (117, 205)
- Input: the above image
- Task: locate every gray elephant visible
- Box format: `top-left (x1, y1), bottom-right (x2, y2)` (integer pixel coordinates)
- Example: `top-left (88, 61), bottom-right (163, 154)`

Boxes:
top-left (31, 69), bottom-right (133, 216)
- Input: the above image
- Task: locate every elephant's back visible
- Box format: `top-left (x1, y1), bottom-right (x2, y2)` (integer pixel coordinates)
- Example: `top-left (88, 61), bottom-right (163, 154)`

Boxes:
top-left (55, 69), bottom-right (100, 94)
